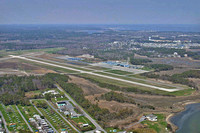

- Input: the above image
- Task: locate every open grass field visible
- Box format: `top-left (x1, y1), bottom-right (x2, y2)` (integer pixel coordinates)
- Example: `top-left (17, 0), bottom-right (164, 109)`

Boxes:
top-left (93, 71), bottom-right (178, 89)
top-left (70, 116), bottom-right (96, 131)
top-left (86, 66), bottom-right (112, 71)
top-left (105, 69), bottom-right (133, 75)
top-left (127, 74), bottom-right (147, 79)
top-left (0, 104), bottom-right (29, 132)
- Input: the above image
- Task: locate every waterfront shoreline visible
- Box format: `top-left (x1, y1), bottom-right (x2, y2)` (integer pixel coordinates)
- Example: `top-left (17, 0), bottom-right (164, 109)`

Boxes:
top-left (166, 101), bottom-right (199, 132)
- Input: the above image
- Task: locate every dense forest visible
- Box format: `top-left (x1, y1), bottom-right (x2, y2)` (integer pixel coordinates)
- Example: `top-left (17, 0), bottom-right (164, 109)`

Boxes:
top-left (0, 73), bottom-right (68, 105)
top-left (130, 57), bottom-right (152, 65)
top-left (101, 91), bottom-right (136, 104)
top-left (145, 64), bottom-right (174, 72)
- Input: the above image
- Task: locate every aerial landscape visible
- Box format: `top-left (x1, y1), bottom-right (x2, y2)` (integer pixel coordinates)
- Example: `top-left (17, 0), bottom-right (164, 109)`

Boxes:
top-left (0, 0), bottom-right (200, 133)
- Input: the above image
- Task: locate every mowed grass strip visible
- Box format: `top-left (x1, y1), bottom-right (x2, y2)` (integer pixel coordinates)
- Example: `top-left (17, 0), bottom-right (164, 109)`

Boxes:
top-left (93, 71), bottom-right (176, 89)
top-left (105, 69), bottom-right (133, 75)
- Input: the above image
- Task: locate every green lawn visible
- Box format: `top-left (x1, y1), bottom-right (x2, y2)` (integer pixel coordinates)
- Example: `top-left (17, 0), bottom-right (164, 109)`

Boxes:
top-left (86, 66), bottom-right (111, 71)
top-left (105, 69), bottom-right (133, 75)
top-left (71, 116), bottom-right (95, 131)
top-left (169, 88), bottom-right (195, 96)
top-left (141, 66), bottom-right (154, 71)
top-left (141, 114), bottom-right (168, 133)
top-left (127, 74), bottom-right (147, 79)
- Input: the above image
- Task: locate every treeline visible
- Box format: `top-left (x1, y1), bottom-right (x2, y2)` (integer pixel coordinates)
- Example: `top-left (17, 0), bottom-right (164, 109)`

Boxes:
top-left (134, 47), bottom-right (200, 60)
top-left (130, 57), bottom-right (152, 65)
top-left (101, 91), bottom-right (135, 104)
top-left (142, 70), bottom-right (200, 89)
top-left (145, 64), bottom-right (174, 72)
top-left (58, 82), bottom-right (134, 127)
top-left (180, 70), bottom-right (200, 78)
top-left (190, 46), bottom-right (200, 49)
top-left (135, 47), bottom-right (187, 57)
top-left (0, 73), bottom-right (69, 105)
top-left (36, 102), bottom-right (48, 109)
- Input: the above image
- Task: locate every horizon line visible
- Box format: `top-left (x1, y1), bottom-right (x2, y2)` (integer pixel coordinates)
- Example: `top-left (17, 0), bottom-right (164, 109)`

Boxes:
top-left (0, 23), bottom-right (199, 25)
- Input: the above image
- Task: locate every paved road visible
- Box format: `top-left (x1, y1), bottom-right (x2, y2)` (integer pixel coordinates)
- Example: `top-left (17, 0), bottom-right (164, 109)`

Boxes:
top-left (44, 99), bottom-right (81, 133)
top-left (15, 105), bottom-right (33, 132)
top-left (30, 100), bottom-right (59, 133)
top-left (56, 84), bottom-right (107, 133)
top-left (10, 55), bottom-right (180, 92)
top-left (0, 111), bottom-right (9, 133)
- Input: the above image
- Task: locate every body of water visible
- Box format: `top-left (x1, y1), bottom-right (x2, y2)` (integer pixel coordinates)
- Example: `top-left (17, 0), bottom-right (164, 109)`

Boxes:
top-left (1, 24), bottom-right (200, 32)
top-left (170, 103), bottom-right (200, 133)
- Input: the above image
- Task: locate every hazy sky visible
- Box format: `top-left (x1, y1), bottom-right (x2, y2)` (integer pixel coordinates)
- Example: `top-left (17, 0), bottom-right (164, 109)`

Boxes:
top-left (0, 0), bottom-right (199, 24)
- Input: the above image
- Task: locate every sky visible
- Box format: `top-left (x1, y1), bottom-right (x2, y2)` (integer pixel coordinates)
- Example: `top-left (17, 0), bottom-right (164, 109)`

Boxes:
top-left (0, 0), bottom-right (199, 24)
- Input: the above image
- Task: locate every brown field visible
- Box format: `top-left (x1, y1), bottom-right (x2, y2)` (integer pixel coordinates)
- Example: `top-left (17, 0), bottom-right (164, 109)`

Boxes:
top-left (155, 67), bottom-right (192, 76)
top-left (151, 57), bottom-right (200, 69)
top-left (0, 59), bottom-right (56, 75)
top-left (69, 75), bottom-right (109, 96)
top-left (188, 78), bottom-right (200, 88)
top-left (68, 74), bottom-right (200, 130)
top-left (0, 69), bottom-right (27, 76)
top-left (25, 91), bottom-right (41, 98)
top-left (135, 54), bottom-right (200, 75)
